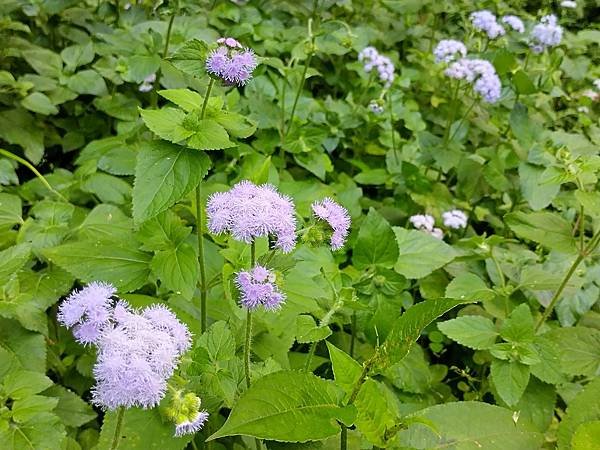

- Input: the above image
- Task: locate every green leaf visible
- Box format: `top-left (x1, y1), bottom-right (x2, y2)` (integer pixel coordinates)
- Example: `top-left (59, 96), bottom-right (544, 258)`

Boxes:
top-left (0, 243), bottom-right (31, 281)
top-left (491, 359), bottom-right (530, 406)
top-left (0, 319), bottom-right (46, 372)
top-left (519, 163), bottom-right (560, 211)
top-left (11, 395), bottom-right (58, 423)
top-left (132, 141), bottom-right (211, 224)
top-left (60, 43), bottom-right (94, 70)
top-left (81, 172), bottom-right (131, 204)
top-left (381, 298), bottom-right (470, 367)
top-left (295, 315), bottom-right (332, 343)
top-left (572, 421), bottom-right (600, 450)
top-left (3, 370), bottom-right (53, 399)
top-left (354, 379), bottom-right (399, 447)
top-left (515, 379), bottom-right (556, 433)
top-left (44, 385), bottom-right (96, 428)
top-left (438, 315), bottom-right (498, 350)
top-left (66, 70), bottom-right (107, 96)
top-left (22, 48), bottom-right (63, 78)
top-left (393, 228), bottom-right (456, 279)
top-left (500, 304), bottom-right (535, 343)
top-left (0, 109), bottom-right (45, 163)
top-left (512, 70), bottom-right (537, 95)
top-left (445, 273), bottom-right (495, 302)
top-left (213, 110), bottom-right (257, 138)
top-left (208, 371), bottom-right (356, 442)
top-left (575, 191), bottom-right (600, 220)
top-left (326, 342), bottom-right (362, 398)
top-left (158, 89), bottom-right (204, 112)
top-left (43, 239), bottom-right (152, 292)
top-left (542, 326), bottom-right (600, 377)
top-left (0, 193), bottom-right (22, 230)
top-left (0, 411), bottom-right (66, 450)
top-left (97, 408), bottom-right (192, 450)
top-left (94, 93), bottom-right (141, 122)
top-left (140, 107), bottom-right (190, 143)
top-left (398, 402), bottom-right (542, 449)
top-left (558, 378), bottom-right (600, 450)
top-left (509, 103), bottom-right (541, 149)
top-left (21, 92), bottom-right (59, 115)
top-left (151, 243), bottom-right (198, 299)
top-left (186, 119), bottom-right (235, 150)
top-left (505, 211), bottom-right (577, 254)
top-left (138, 211), bottom-right (191, 251)
top-left (353, 208), bottom-right (398, 269)
top-left (169, 39), bottom-right (209, 76)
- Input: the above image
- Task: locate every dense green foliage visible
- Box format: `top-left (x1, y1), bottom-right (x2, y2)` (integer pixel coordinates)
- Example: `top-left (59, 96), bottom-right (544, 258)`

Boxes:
top-left (1, 0), bottom-right (600, 449)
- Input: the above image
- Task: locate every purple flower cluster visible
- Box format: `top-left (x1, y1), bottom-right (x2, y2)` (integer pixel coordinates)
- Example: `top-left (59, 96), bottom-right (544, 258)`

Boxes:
top-left (470, 10), bottom-right (505, 39)
top-left (58, 283), bottom-right (191, 410)
top-left (139, 73), bottom-right (156, 93)
top-left (433, 39), bottom-right (468, 63)
top-left (501, 15), bottom-right (525, 33)
top-left (442, 209), bottom-right (468, 229)
top-left (445, 58), bottom-right (502, 103)
top-left (236, 265), bottom-right (285, 311)
top-left (207, 180), bottom-right (297, 253)
top-left (368, 100), bottom-right (384, 114)
top-left (175, 410), bottom-right (210, 437)
top-left (311, 198), bottom-right (351, 250)
top-left (358, 46), bottom-right (395, 87)
top-left (206, 37), bottom-right (258, 86)
top-left (409, 214), bottom-right (443, 239)
top-left (530, 15), bottom-right (563, 53)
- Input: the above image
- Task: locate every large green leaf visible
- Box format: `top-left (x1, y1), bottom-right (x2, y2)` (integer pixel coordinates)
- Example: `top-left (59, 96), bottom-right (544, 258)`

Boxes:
top-left (397, 402), bottom-right (542, 449)
top-left (542, 326), bottom-right (600, 377)
top-left (132, 141), bottom-right (211, 224)
top-left (0, 319), bottom-right (46, 372)
top-left (208, 371), bottom-right (356, 442)
top-left (558, 378), bottom-right (600, 450)
top-left (393, 227), bottom-right (456, 279)
top-left (353, 208), bottom-right (398, 269)
top-left (151, 242), bottom-right (199, 299)
top-left (438, 315), bottom-right (498, 350)
top-left (43, 239), bottom-right (152, 292)
top-left (445, 273), bottom-right (495, 302)
top-left (505, 211), bottom-right (577, 254)
top-left (519, 163), bottom-right (560, 211)
top-left (0, 243), bottom-right (31, 281)
top-left (381, 298), bottom-right (469, 367)
top-left (0, 193), bottom-right (22, 230)
top-left (354, 379), bottom-right (400, 447)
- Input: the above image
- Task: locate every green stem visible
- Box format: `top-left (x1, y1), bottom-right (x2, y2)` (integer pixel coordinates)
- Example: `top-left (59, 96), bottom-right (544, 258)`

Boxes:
top-left (447, 98), bottom-right (477, 144)
top-left (284, 51), bottom-right (312, 139)
top-left (162, 10), bottom-right (176, 59)
top-left (387, 91), bottom-right (398, 164)
top-left (348, 352), bottom-right (377, 405)
top-left (442, 81), bottom-right (461, 145)
top-left (0, 148), bottom-right (67, 201)
top-left (110, 407), bottom-right (125, 450)
top-left (340, 424), bottom-right (348, 450)
top-left (304, 341), bottom-right (317, 372)
top-left (201, 78), bottom-right (215, 119)
top-left (490, 249), bottom-right (506, 288)
top-left (349, 312), bottom-right (356, 358)
top-left (244, 240), bottom-right (257, 388)
top-left (535, 230), bottom-right (600, 331)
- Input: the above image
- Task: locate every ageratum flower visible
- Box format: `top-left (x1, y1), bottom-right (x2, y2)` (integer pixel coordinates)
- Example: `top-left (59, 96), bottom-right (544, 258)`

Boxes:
top-left (312, 198), bottom-right (351, 250)
top-left (206, 37), bottom-right (258, 86)
top-left (530, 14), bottom-right (563, 53)
top-left (358, 46), bottom-right (395, 87)
top-left (445, 58), bottom-right (502, 103)
top-left (206, 180), bottom-right (297, 253)
top-left (57, 282), bottom-right (116, 345)
top-left (561, 1), bottom-right (577, 8)
top-left (442, 209), bottom-right (468, 229)
top-left (138, 73), bottom-right (156, 93)
top-left (368, 100), bottom-right (384, 114)
top-left (175, 411), bottom-right (210, 437)
top-left (236, 265), bottom-right (285, 311)
top-left (470, 10), bottom-right (505, 39)
top-left (433, 40), bottom-right (468, 63)
top-left (409, 214), bottom-right (435, 231)
top-left (594, 79), bottom-right (600, 91)
top-left (92, 301), bottom-right (191, 410)
top-left (501, 15), bottom-right (525, 33)
top-left (169, 392), bottom-right (209, 437)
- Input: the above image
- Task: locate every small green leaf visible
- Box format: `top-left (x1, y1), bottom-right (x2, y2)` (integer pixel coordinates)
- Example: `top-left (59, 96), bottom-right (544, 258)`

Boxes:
top-left (208, 371), bottom-right (356, 442)
top-left (542, 326), bottom-right (600, 377)
top-left (60, 43), bottom-right (94, 70)
top-left (0, 193), bottom-right (22, 229)
top-left (169, 39), bottom-right (209, 76)
top-left (512, 70), bottom-right (537, 95)
top-left (21, 92), bottom-right (58, 115)
top-left (0, 243), bottom-right (31, 281)
top-left (326, 342), bottom-right (362, 398)
top-left (3, 370), bottom-right (53, 399)
top-left (44, 385), bottom-right (96, 428)
top-left (22, 48), bottom-right (63, 78)
top-left (519, 163), bottom-right (560, 211)
top-left (67, 70), bottom-right (107, 96)
top-left (158, 89), bottom-right (204, 112)
top-left (295, 315), bottom-right (332, 343)
top-left (491, 359), bottom-right (530, 406)
top-left (354, 379), bottom-right (399, 447)
top-left (393, 227), bottom-right (457, 279)
top-left (438, 315), bottom-right (498, 350)
top-left (500, 304), bottom-right (534, 343)
top-left (445, 273), bottom-right (495, 302)
top-left (353, 208), bottom-right (398, 270)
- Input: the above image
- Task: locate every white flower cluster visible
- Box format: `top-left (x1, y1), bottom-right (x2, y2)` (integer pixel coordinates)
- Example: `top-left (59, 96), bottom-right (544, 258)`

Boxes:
top-left (358, 46), bottom-right (395, 88)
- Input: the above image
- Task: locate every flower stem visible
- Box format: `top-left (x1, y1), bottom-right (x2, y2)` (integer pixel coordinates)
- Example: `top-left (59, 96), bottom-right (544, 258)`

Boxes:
top-left (110, 407), bottom-right (125, 450)
top-left (447, 98), bottom-right (477, 144)
top-left (0, 148), bottom-right (67, 201)
top-left (196, 77), bottom-right (215, 334)
top-left (304, 342), bottom-right (317, 372)
top-left (244, 241), bottom-right (257, 388)
top-left (387, 90), bottom-right (398, 164)
top-left (349, 312), bottom-right (356, 358)
top-left (340, 425), bottom-right (348, 450)
top-left (442, 81), bottom-right (461, 145)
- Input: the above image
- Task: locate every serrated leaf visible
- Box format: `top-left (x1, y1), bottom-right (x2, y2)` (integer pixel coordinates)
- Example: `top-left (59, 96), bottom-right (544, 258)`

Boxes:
top-left (0, 411), bottom-right (66, 450)
top-left (381, 298), bottom-right (470, 367)
top-left (491, 359), bottom-right (530, 406)
top-left (295, 315), bottom-right (332, 343)
top-left (151, 243), bottom-right (198, 299)
top-left (558, 378), bottom-right (600, 450)
top-left (0, 193), bottom-right (22, 229)
top-left (543, 326), bottom-right (600, 377)
top-left (326, 342), bottom-right (362, 398)
top-left (519, 163), bottom-right (560, 211)
top-left (393, 227), bottom-right (456, 279)
top-left (353, 208), bottom-right (398, 269)
top-left (354, 379), bottom-right (399, 446)
top-left (398, 402), bottom-right (542, 449)
top-left (132, 141), bottom-right (211, 224)
top-left (208, 371), bottom-right (356, 442)
top-left (44, 385), bottom-right (96, 428)
top-left (438, 315), bottom-right (498, 350)
top-left (213, 110), bottom-right (257, 138)
top-left (186, 119), bottom-right (235, 150)
top-left (169, 39), bottom-right (210, 76)
top-left (0, 243), bottom-right (31, 281)
top-left (158, 88), bottom-right (204, 112)
top-left (505, 211), bottom-right (577, 254)
top-left (2, 370), bottom-right (53, 399)
top-left (67, 70), bottom-right (107, 96)
top-left (500, 304), bottom-right (534, 343)
top-left (43, 239), bottom-right (151, 292)
top-left (445, 273), bottom-right (495, 302)
top-left (0, 319), bottom-right (46, 372)
top-left (140, 107), bottom-right (190, 143)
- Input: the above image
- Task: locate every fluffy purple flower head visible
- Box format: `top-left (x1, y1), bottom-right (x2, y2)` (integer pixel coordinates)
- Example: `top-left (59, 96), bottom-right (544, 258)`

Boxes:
top-left (530, 14), bottom-right (562, 52)
top-left (501, 15), bottom-right (525, 33)
top-left (91, 301), bottom-right (191, 410)
top-left (206, 180), bottom-right (297, 253)
top-left (442, 209), bottom-right (468, 229)
top-left (206, 38), bottom-right (257, 86)
top-left (434, 39), bottom-right (468, 64)
top-left (445, 58), bottom-right (501, 103)
top-left (311, 198), bottom-right (351, 251)
top-left (358, 47), bottom-right (395, 87)
top-left (57, 282), bottom-right (116, 345)
top-left (409, 214), bottom-right (435, 231)
top-left (174, 411), bottom-right (210, 437)
top-left (470, 10), bottom-right (505, 39)
top-left (236, 265), bottom-right (285, 311)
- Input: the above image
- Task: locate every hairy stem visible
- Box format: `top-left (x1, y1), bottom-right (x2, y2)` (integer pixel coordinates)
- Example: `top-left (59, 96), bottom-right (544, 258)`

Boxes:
top-left (110, 407), bottom-right (125, 450)
top-left (0, 148), bottom-right (67, 201)
top-left (244, 241), bottom-right (257, 388)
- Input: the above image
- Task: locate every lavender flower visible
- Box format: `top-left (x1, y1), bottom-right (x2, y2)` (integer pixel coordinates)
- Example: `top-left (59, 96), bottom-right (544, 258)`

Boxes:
top-left (561, 1), bottom-right (577, 8)
top-left (434, 40), bottom-right (468, 63)
top-left (358, 46), bottom-right (395, 87)
top-left (206, 37), bottom-right (257, 86)
top-left (368, 100), bottom-right (384, 114)
top-left (530, 15), bottom-right (563, 52)
top-left (409, 214), bottom-right (435, 231)
top-left (206, 180), bottom-right (297, 253)
top-left (501, 15), bottom-right (525, 33)
top-left (138, 73), bottom-right (156, 93)
top-left (175, 411), bottom-right (210, 437)
top-left (430, 228), bottom-right (444, 239)
top-left (470, 10), bottom-right (505, 39)
top-left (582, 89), bottom-right (599, 101)
top-left (236, 265), bottom-right (285, 311)
top-left (442, 209), bottom-right (468, 229)
top-left (445, 58), bottom-right (502, 103)
top-left (311, 198), bottom-right (351, 250)
top-left (57, 282), bottom-right (116, 345)
top-left (594, 79), bottom-right (600, 91)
